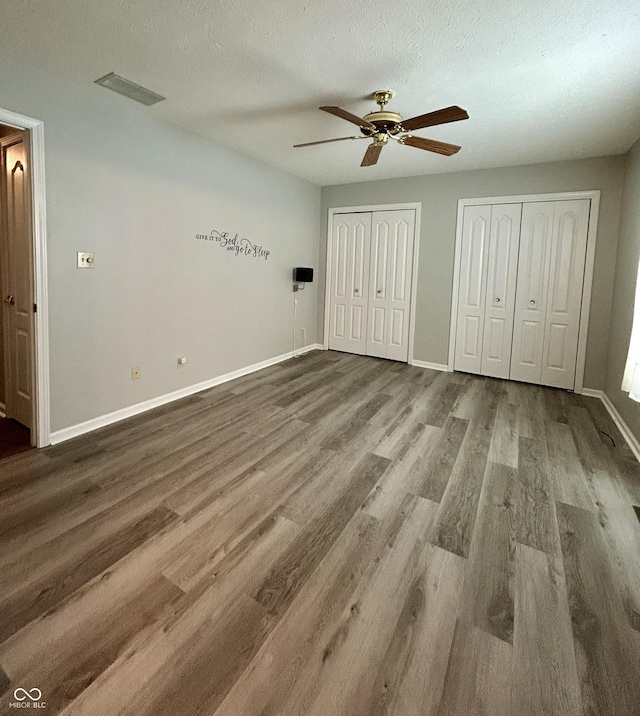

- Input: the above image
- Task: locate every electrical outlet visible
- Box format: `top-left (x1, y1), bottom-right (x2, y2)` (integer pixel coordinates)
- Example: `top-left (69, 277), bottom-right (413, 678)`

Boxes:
top-left (177, 356), bottom-right (187, 366)
top-left (302, 328), bottom-right (307, 346)
top-left (131, 366), bottom-right (141, 380)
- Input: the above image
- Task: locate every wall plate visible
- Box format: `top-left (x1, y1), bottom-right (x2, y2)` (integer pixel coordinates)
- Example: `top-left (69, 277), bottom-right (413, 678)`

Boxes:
top-left (77, 251), bottom-right (95, 268)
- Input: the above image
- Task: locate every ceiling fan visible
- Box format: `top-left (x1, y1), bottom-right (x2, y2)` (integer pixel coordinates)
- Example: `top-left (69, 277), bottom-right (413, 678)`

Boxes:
top-left (294, 90), bottom-right (469, 167)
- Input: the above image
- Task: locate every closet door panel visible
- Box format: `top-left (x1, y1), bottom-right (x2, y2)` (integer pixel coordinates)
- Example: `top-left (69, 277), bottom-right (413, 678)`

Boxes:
top-left (328, 219), bottom-right (350, 351)
top-left (328, 213), bottom-right (371, 355)
top-left (540, 199), bottom-right (590, 389)
top-left (367, 210), bottom-right (414, 360)
top-left (481, 203), bottom-right (522, 378)
top-left (454, 205), bottom-right (492, 373)
top-left (510, 202), bottom-right (554, 384)
top-left (366, 216), bottom-right (390, 356)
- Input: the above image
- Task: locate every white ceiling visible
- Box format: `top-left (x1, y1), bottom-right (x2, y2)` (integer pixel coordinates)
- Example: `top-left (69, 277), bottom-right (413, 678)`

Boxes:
top-left (0, 0), bottom-right (638, 186)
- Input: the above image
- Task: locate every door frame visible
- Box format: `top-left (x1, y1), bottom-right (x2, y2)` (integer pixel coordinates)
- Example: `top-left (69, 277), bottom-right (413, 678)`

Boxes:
top-left (0, 106), bottom-right (50, 447)
top-left (324, 202), bottom-right (422, 363)
top-left (448, 190), bottom-right (601, 393)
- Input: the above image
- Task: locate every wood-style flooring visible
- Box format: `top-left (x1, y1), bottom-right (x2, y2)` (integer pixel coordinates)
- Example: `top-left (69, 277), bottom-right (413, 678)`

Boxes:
top-left (0, 350), bottom-right (639, 715)
top-left (0, 418), bottom-right (31, 460)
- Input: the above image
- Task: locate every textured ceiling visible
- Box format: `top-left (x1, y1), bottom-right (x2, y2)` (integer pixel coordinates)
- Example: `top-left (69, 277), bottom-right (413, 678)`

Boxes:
top-left (0, 0), bottom-right (638, 185)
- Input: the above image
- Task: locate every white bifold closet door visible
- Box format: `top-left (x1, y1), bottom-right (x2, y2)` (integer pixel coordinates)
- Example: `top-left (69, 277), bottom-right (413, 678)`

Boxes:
top-left (366, 210), bottom-right (415, 361)
top-left (454, 203), bottom-right (521, 379)
top-left (328, 212), bottom-right (371, 355)
top-left (328, 209), bottom-right (415, 361)
top-left (511, 199), bottom-right (590, 389)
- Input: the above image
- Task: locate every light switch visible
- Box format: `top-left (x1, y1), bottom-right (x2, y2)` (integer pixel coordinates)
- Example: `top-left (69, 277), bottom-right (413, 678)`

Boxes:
top-left (77, 251), bottom-right (95, 268)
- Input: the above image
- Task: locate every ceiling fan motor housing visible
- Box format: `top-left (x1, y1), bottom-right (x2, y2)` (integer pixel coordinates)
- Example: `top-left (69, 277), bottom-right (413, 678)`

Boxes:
top-left (361, 111), bottom-right (403, 136)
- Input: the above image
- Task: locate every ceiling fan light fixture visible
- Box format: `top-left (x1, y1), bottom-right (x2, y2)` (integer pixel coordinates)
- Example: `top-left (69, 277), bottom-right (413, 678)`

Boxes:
top-left (296, 91), bottom-right (469, 167)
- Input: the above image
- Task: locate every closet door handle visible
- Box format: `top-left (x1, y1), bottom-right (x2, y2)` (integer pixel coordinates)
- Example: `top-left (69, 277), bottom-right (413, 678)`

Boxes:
top-left (495, 297), bottom-right (501, 303)
top-left (354, 288), bottom-right (359, 294)
top-left (377, 289), bottom-right (382, 294)
top-left (530, 299), bottom-right (536, 305)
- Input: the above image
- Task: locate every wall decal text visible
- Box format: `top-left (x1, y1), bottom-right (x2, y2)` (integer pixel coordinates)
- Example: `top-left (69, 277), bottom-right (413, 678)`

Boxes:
top-left (196, 229), bottom-right (271, 261)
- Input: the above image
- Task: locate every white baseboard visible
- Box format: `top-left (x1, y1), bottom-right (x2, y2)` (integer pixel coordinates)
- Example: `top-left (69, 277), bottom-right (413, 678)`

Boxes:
top-left (410, 359), bottom-right (450, 372)
top-left (580, 388), bottom-right (604, 399)
top-left (579, 387), bottom-right (640, 464)
top-left (49, 343), bottom-right (324, 445)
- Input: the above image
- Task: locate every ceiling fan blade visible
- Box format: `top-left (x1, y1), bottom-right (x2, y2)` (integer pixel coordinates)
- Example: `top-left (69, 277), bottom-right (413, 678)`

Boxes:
top-left (361, 143), bottom-right (382, 167)
top-left (293, 136), bottom-right (361, 148)
top-left (320, 106), bottom-right (375, 130)
top-left (401, 135), bottom-right (461, 156)
top-left (401, 106), bottom-right (469, 132)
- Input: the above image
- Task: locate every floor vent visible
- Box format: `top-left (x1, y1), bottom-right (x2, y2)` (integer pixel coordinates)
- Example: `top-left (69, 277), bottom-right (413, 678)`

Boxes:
top-left (94, 72), bottom-right (165, 106)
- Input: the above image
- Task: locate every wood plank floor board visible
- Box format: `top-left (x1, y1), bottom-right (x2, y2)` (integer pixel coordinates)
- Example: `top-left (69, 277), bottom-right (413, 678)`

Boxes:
top-left (0, 351), bottom-right (638, 715)
top-left (297, 499), bottom-right (453, 716)
top-left (516, 435), bottom-right (561, 555)
top-left (364, 544), bottom-right (465, 716)
top-left (431, 392), bottom-right (499, 558)
top-left (545, 421), bottom-right (596, 512)
top-left (513, 543), bottom-right (582, 716)
top-left (252, 452), bottom-right (392, 617)
top-left (539, 387), bottom-right (570, 424)
top-left (0, 425), bottom-right (273, 592)
top-left (414, 415), bottom-right (469, 503)
top-left (450, 376), bottom-right (485, 419)
top-left (415, 374), bottom-right (464, 428)
top-left (58, 518), bottom-right (300, 716)
top-left (0, 506), bottom-right (179, 643)
top-left (512, 383), bottom-right (547, 440)
top-left (459, 461), bottom-right (517, 644)
top-left (488, 398), bottom-right (519, 468)
top-left (214, 499), bottom-right (414, 716)
top-left (372, 413), bottom-right (429, 462)
top-left (436, 620), bottom-right (513, 716)
top-left (0, 574), bottom-right (184, 715)
top-left (557, 501), bottom-right (640, 715)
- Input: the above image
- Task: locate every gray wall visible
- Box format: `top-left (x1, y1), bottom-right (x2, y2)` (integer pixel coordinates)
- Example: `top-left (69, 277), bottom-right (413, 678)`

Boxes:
top-left (0, 58), bottom-right (320, 433)
top-left (605, 139), bottom-right (640, 439)
top-left (321, 156), bottom-right (626, 389)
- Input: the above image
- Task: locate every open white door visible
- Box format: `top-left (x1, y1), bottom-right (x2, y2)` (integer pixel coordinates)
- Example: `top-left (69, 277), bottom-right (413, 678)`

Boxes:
top-left (366, 210), bottom-right (415, 361)
top-left (1, 133), bottom-right (34, 430)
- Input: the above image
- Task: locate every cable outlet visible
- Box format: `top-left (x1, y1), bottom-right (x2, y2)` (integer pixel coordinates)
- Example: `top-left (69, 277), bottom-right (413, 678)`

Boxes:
top-left (131, 366), bottom-right (141, 380)
top-left (77, 251), bottom-right (95, 268)
top-left (177, 356), bottom-right (187, 366)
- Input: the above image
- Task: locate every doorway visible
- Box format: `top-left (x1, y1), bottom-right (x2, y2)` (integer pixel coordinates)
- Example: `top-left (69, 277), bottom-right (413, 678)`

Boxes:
top-left (0, 108), bottom-right (50, 450)
top-left (324, 203), bottom-right (421, 363)
top-left (448, 191), bottom-right (600, 393)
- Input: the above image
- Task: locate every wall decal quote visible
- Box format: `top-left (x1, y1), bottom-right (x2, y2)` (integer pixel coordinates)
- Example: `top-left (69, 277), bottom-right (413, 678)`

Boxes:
top-left (196, 229), bottom-right (271, 261)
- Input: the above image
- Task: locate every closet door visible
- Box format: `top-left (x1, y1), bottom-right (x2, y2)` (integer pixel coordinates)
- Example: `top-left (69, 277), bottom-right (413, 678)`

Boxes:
top-left (480, 203), bottom-right (522, 379)
top-left (366, 210), bottom-right (415, 361)
top-left (454, 205), bottom-right (492, 374)
top-left (328, 212), bottom-right (371, 355)
top-left (510, 202), bottom-right (554, 384)
top-left (540, 200), bottom-right (590, 389)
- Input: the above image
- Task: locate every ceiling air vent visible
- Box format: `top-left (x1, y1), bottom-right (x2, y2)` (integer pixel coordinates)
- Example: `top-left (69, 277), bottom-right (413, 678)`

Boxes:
top-left (94, 72), bottom-right (166, 106)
